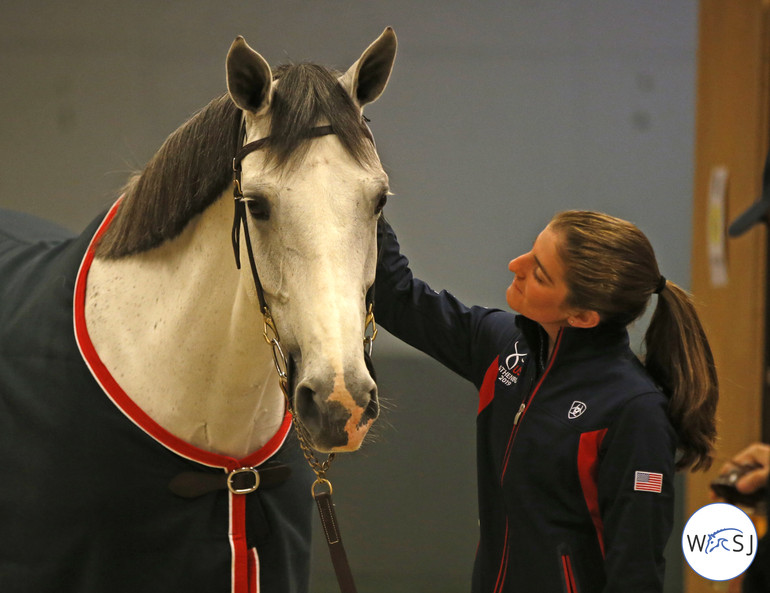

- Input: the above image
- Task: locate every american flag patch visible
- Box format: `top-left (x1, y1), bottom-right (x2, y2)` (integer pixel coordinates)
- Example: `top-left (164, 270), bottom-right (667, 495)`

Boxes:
top-left (634, 471), bottom-right (663, 493)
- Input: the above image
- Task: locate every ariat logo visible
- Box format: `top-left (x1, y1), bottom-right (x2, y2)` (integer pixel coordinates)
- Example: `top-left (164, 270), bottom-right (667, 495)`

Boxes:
top-left (682, 503), bottom-right (757, 581)
top-left (498, 341), bottom-right (527, 386)
top-left (567, 401), bottom-right (587, 419)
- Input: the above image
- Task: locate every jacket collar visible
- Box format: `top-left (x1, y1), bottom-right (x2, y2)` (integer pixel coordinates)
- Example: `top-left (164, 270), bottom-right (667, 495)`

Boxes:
top-left (514, 315), bottom-right (631, 366)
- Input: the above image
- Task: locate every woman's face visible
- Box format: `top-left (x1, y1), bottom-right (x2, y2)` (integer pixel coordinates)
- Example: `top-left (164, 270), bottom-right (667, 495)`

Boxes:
top-left (506, 225), bottom-right (573, 333)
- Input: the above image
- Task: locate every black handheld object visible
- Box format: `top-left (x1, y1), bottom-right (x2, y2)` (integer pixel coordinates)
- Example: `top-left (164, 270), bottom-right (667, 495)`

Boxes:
top-left (710, 463), bottom-right (767, 507)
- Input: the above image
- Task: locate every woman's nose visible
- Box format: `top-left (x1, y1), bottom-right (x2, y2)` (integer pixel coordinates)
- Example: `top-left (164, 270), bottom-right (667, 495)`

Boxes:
top-left (509, 255), bottom-right (524, 274)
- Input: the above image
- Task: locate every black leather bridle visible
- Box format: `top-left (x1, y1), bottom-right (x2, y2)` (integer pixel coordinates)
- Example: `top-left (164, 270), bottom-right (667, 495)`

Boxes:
top-left (230, 121), bottom-right (378, 395)
top-left (231, 124), bottom-right (335, 313)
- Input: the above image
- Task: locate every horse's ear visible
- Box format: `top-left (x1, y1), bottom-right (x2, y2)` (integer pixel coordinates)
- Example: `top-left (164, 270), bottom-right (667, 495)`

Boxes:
top-left (339, 27), bottom-right (397, 109)
top-left (226, 36), bottom-right (273, 115)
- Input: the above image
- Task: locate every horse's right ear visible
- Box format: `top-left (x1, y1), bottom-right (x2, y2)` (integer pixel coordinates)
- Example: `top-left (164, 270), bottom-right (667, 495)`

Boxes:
top-left (226, 36), bottom-right (273, 115)
top-left (339, 27), bottom-right (397, 109)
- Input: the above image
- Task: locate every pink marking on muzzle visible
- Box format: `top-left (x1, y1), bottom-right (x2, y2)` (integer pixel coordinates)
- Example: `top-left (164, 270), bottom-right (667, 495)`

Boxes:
top-left (327, 373), bottom-right (374, 451)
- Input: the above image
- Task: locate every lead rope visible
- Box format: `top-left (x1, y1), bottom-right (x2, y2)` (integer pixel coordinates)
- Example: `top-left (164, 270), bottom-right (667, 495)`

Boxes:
top-left (263, 302), bottom-right (375, 593)
top-left (232, 121), bottom-right (378, 593)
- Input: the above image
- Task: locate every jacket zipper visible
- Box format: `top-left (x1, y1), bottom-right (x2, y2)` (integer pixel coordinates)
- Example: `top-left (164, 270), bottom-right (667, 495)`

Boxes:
top-left (492, 518), bottom-right (510, 593)
top-left (512, 402), bottom-right (526, 426)
top-left (499, 328), bottom-right (563, 485)
top-left (491, 329), bottom-right (564, 593)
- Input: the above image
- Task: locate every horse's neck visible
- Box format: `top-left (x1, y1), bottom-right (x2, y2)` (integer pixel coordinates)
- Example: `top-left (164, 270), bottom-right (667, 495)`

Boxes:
top-left (84, 197), bottom-right (285, 458)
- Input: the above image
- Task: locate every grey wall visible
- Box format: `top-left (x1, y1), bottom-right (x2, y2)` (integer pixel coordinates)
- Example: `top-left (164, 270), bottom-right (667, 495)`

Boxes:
top-left (0, 2), bottom-right (697, 591)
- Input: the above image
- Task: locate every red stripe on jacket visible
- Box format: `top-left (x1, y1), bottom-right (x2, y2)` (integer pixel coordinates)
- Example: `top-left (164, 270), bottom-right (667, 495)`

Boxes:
top-left (478, 356), bottom-right (500, 415)
top-left (577, 428), bottom-right (609, 557)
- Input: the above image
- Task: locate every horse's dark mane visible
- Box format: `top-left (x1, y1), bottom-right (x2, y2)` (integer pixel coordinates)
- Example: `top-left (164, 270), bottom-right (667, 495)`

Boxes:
top-left (96, 63), bottom-right (376, 259)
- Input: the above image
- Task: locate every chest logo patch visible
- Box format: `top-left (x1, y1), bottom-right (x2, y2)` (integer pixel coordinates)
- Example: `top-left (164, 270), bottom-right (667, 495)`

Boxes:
top-left (504, 341), bottom-right (527, 370)
top-left (568, 400), bottom-right (587, 419)
top-left (498, 341), bottom-right (528, 386)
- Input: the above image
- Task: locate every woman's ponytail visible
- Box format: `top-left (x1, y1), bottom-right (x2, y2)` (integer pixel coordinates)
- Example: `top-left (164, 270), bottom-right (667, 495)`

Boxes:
top-left (643, 282), bottom-right (718, 471)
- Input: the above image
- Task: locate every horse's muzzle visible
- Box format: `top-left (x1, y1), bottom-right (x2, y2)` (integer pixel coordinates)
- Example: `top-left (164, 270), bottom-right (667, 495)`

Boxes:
top-left (293, 369), bottom-right (378, 452)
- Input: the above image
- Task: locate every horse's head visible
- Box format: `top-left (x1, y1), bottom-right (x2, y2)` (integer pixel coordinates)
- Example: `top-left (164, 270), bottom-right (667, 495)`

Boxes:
top-left (224, 29), bottom-right (396, 453)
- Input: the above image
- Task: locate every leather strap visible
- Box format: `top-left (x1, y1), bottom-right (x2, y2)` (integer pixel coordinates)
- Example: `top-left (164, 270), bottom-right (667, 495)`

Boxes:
top-left (169, 462), bottom-right (291, 498)
top-left (315, 490), bottom-right (358, 593)
top-left (233, 125), bottom-right (335, 166)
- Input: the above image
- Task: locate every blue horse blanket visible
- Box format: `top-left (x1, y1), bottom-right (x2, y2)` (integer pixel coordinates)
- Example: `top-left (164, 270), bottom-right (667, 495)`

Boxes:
top-left (0, 207), bottom-right (314, 593)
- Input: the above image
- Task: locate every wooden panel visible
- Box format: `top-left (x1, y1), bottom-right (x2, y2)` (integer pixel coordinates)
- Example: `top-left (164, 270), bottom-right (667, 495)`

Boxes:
top-left (688, 1), bottom-right (769, 591)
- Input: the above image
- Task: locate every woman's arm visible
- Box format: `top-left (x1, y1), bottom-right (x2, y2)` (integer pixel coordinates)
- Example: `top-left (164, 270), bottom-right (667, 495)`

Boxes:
top-left (597, 393), bottom-right (677, 592)
top-left (375, 218), bottom-right (513, 387)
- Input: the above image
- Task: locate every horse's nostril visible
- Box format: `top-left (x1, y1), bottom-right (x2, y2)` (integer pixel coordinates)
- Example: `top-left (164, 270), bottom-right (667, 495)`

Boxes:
top-left (294, 385), bottom-right (320, 428)
top-left (363, 390), bottom-right (379, 422)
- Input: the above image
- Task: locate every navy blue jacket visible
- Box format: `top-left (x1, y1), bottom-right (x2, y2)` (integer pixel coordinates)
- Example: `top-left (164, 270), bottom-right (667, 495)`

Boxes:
top-left (0, 207), bottom-right (314, 593)
top-left (375, 221), bottom-right (676, 593)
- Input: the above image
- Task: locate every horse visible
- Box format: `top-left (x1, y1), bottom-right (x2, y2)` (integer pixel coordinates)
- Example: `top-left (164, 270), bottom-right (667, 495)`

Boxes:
top-left (0, 28), bottom-right (397, 593)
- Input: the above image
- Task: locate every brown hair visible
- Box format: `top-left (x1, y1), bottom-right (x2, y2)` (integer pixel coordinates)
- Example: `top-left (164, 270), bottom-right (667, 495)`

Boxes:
top-left (549, 210), bottom-right (718, 472)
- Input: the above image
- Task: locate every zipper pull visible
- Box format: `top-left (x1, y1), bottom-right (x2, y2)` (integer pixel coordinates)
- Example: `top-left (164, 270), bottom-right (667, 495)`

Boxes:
top-left (513, 402), bottom-right (526, 426)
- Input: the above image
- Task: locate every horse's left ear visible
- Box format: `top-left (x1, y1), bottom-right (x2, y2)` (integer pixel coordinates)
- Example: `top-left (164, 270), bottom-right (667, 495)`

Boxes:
top-left (339, 27), bottom-right (397, 109)
top-left (226, 36), bottom-right (273, 115)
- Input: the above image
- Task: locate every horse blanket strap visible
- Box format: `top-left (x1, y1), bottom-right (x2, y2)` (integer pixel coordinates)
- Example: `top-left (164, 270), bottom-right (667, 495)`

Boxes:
top-left (169, 462), bottom-right (292, 499)
top-left (315, 489), bottom-right (358, 593)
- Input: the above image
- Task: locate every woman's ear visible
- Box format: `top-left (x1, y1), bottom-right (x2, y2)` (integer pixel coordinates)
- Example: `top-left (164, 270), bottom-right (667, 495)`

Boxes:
top-left (568, 310), bottom-right (600, 329)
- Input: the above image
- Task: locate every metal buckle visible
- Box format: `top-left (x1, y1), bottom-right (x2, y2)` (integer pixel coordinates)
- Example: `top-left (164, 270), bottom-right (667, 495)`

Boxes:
top-left (363, 304), bottom-right (377, 357)
top-left (227, 467), bottom-right (261, 494)
top-left (263, 311), bottom-right (289, 383)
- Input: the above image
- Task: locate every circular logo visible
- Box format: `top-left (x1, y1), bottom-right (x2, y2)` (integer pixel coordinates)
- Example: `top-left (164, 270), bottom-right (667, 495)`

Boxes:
top-left (682, 503), bottom-right (758, 581)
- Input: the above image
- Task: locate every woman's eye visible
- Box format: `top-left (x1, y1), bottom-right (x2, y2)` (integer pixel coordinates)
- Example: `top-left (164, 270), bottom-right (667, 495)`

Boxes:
top-left (246, 196), bottom-right (270, 221)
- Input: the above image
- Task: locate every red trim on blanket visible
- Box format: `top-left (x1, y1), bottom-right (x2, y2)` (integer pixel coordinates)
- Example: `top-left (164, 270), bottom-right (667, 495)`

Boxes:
top-left (229, 493), bottom-right (254, 593)
top-left (73, 199), bottom-right (292, 593)
top-left (73, 199), bottom-right (292, 470)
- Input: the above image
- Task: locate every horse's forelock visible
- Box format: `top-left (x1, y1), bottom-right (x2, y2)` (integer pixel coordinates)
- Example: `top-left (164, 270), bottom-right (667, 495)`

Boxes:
top-left (264, 63), bottom-right (376, 169)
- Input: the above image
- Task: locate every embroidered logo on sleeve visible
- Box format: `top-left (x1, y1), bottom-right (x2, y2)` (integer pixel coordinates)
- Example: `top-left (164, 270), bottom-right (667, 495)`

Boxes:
top-left (634, 471), bottom-right (663, 493)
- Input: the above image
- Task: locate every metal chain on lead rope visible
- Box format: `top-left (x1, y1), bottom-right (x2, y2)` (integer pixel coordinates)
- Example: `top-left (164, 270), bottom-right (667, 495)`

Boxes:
top-left (262, 299), bottom-right (378, 494)
top-left (261, 307), bottom-right (335, 491)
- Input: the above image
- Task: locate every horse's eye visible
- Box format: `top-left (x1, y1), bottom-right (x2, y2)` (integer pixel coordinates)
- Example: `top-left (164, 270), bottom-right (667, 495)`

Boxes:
top-left (246, 196), bottom-right (271, 221)
top-left (374, 193), bottom-right (388, 216)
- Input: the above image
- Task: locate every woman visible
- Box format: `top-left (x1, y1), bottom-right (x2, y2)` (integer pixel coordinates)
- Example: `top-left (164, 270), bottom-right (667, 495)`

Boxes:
top-left (375, 210), bottom-right (718, 593)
